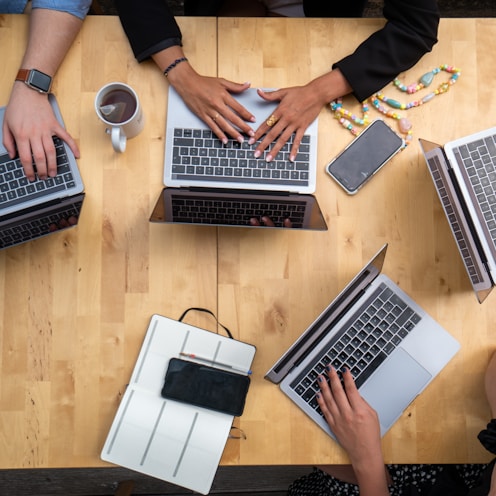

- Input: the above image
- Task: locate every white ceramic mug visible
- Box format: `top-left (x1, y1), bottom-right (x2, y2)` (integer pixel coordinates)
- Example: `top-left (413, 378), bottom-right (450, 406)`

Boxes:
top-left (94, 82), bottom-right (145, 152)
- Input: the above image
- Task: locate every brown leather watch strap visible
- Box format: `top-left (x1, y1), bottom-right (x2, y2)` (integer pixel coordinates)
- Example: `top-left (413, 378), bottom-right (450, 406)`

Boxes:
top-left (15, 68), bottom-right (30, 83)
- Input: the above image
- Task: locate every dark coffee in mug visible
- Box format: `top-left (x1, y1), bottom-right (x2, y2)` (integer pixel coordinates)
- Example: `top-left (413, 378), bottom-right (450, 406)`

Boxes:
top-left (100, 89), bottom-right (137, 123)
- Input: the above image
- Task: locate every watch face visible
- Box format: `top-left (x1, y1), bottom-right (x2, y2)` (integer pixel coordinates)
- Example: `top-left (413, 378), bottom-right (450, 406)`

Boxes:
top-left (28, 70), bottom-right (52, 93)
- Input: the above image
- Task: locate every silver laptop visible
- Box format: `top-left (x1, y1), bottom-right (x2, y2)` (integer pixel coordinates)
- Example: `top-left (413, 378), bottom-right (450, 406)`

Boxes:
top-left (265, 244), bottom-right (459, 439)
top-left (149, 187), bottom-right (327, 230)
top-left (164, 86), bottom-right (318, 194)
top-left (420, 130), bottom-right (496, 303)
top-left (0, 94), bottom-right (85, 249)
top-left (150, 86), bottom-right (326, 230)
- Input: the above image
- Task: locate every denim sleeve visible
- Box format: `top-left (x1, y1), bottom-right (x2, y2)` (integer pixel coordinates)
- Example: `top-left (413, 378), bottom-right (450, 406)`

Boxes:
top-left (31, 0), bottom-right (91, 19)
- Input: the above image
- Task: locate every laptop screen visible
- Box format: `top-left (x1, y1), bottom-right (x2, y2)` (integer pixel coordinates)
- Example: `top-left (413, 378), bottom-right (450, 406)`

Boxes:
top-left (265, 243), bottom-right (387, 383)
top-left (0, 193), bottom-right (85, 250)
top-left (149, 188), bottom-right (328, 230)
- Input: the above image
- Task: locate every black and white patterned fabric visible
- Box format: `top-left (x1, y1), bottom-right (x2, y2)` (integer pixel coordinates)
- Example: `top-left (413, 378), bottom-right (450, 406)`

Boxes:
top-left (287, 464), bottom-right (488, 496)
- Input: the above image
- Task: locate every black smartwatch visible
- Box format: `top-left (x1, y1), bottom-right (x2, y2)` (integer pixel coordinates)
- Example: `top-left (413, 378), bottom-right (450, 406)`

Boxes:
top-left (15, 68), bottom-right (52, 93)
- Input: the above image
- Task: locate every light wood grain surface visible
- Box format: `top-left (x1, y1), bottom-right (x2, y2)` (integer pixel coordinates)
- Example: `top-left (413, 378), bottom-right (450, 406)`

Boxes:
top-left (1, 14), bottom-right (496, 469)
top-left (0, 15), bottom-right (219, 468)
top-left (216, 17), bottom-right (496, 466)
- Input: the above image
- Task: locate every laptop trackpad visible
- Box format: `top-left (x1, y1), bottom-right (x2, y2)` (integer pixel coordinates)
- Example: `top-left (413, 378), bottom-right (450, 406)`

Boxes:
top-left (359, 348), bottom-right (431, 432)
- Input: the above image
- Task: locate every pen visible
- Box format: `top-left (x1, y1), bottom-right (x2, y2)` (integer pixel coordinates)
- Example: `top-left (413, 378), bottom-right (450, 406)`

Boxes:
top-left (179, 352), bottom-right (252, 375)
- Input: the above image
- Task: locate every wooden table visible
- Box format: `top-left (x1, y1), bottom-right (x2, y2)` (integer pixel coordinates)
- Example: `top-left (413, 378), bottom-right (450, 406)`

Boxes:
top-left (216, 17), bottom-right (496, 466)
top-left (0, 14), bottom-right (219, 469)
top-left (0, 13), bottom-right (495, 469)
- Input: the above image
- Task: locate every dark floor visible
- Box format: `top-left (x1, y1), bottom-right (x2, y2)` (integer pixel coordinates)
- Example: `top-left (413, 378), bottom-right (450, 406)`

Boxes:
top-left (0, 465), bottom-right (312, 496)
top-left (91, 0), bottom-right (496, 17)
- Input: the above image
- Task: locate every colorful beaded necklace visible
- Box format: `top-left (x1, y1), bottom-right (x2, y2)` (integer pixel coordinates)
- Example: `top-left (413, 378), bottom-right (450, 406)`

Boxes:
top-left (330, 64), bottom-right (461, 146)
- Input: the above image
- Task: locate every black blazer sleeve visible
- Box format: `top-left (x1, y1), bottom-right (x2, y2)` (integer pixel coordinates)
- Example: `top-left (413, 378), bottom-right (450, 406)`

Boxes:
top-left (332, 0), bottom-right (440, 102)
top-left (115, 0), bottom-right (183, 62)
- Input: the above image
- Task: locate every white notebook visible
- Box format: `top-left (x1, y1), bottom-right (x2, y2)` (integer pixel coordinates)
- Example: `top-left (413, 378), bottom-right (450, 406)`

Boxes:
top-left (101, 314), bottom-right (256, 495)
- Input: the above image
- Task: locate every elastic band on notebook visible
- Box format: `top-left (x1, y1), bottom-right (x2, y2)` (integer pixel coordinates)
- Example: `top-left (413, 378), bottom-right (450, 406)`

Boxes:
top-left (178, 307), bottom-right (233, 339)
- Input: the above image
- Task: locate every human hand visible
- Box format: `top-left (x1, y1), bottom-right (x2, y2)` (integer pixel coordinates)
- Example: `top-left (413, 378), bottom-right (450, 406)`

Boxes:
top-left (169, 69), bottom-right (256, 144)
top-left (249, 85), bottom-right (326, 162)
top-left (249, 216), bottom-right (293, 228)
top-left (48, 215), bottom-right (79, 232)
top-left (2, 84), bottom-right (80, 181)
top-left (316, 367), bottom-right (383, 466)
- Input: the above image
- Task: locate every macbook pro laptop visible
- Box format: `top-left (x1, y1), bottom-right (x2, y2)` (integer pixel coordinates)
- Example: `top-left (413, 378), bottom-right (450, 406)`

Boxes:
top-left (419, 129), bottom-right (496, 303)
top-left (0, 94), bottom-right (85, 249)
top-left (149, 86), bottom-right (327, 230)
top-left (265, 243), bottom-right (460, 439)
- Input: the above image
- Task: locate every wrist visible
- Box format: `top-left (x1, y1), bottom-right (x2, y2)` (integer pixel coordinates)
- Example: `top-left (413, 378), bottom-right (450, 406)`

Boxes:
top-left (15, 68), bottom-right (52, 93)
top-left (351, 450), bottom-right (385, 478)
top-left (11, 80), bottom-right (50, 100)
top-left (311, 68), bottom-right (353, 103)
top-left (163, 57), bottom-right (188, 78)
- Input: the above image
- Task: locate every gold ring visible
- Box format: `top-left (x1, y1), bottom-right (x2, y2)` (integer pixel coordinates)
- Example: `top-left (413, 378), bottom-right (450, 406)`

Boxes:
top-left (213, 113), bottom-right (219, 122)
top-left (266, 114), bottom-right (278, 127)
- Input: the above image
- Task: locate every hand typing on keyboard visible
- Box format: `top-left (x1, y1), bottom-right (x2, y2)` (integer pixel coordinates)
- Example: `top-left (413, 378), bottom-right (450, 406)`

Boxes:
top-left (3, 83), bottom-right (80, 182)
top-left (248, 74), bottom-right (351, 163)
top-left (315, 366), bottom-right (390, 495)
top-left (249, 216), bottom-right (293, 228)
top-left (48, 214), bottom-right (79, 232)
top-left (165, 63), bottom-right (257, 143)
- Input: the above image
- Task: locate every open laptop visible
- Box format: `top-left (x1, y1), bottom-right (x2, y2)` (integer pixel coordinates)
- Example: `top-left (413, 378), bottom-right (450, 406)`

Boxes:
top-left (0, 94), bottom-right (85, 249)
top-left (419, 129), bottom-right (496, 303)
top-left (265, 244), bottom-right (459, 439)
top-left (149, 86), bottom-right (327, 230)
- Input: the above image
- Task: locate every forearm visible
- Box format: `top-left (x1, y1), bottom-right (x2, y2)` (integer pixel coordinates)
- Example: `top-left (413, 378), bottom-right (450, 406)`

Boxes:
top-left (353, 458), bottom-right (390, 496)
top-left (19, 8), bottom-right (83, 77)
top-left (333, 0), bottom-right (439, 101)
top-left (150, 45), bottom-right (202, 92)
top-left (306, 68), bottom-right (353, 105)
top-left (490, 461), bottom-right (496, 496)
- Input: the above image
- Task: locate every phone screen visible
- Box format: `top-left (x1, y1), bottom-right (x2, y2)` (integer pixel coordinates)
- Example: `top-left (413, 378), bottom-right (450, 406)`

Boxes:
top-left (161, 358), bottom-right (250, 416)
top-left (326, 119), bottom-right (404, 194)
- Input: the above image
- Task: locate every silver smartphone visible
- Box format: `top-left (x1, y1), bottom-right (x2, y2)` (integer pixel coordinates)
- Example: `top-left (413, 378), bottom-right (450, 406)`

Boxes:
top-left (326, 119), bottom-right (405, 195)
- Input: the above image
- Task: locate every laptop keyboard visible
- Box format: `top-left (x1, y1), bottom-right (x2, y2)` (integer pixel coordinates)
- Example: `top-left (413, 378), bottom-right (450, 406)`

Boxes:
top-left (289, 282), bottom-right (422, 416)
top-left (0, 199), bottom-right (83, 249)
top-left (453, 134), bottom-right (496, 251)
top-left (171, 128), bottom-right (311, 188)
top-left (427, 154), bottom-right (485, 285)
top-left (171, 195), bottom-right (306, 227)
top-left (0, 136), bottom-right (77, 210)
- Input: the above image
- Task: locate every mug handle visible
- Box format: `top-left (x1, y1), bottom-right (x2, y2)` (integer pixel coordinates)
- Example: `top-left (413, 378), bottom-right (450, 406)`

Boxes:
top-left (111, 126), bottom-right (126, 153)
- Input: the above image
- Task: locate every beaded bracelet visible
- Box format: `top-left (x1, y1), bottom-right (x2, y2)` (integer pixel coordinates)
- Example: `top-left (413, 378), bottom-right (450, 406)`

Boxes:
top-left (163, 57), bottom-right (188, 78)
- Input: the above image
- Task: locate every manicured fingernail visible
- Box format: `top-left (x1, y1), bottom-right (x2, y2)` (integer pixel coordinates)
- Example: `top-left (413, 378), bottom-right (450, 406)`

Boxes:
top-left (254, 150), bottom-right (261, 158)
top-left (248, 137), bottom-right (255, 145)
top-left (237, 135), bottom-right (244, 143)
top-left (266, 154), bottom-right (273, 162)
top-left (290, 154), bottom-right (295, 162)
